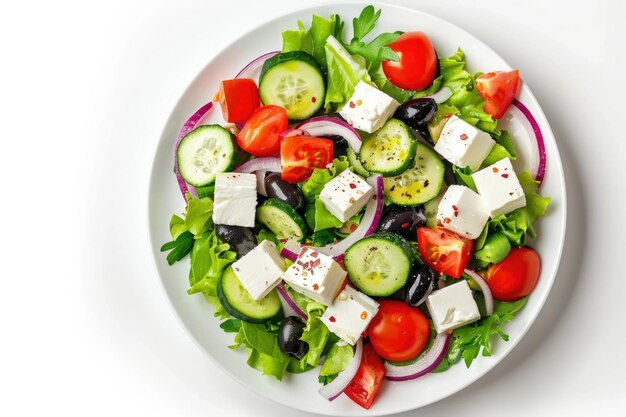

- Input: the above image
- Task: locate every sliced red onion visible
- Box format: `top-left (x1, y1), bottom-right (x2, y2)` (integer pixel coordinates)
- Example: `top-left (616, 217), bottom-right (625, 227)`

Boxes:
top-left (510, 99), bottom-right (546, 184)
top-left (385, 332), bottom-right (451, 381)
top-left (174, 102), bottom-right (214, 201)
top-left (280, 247), bottom-right (298, 262)
top-left (414, 279), bottom-right (435, 307)
top-left (235, 51), bottom-right (280, 80)
top-left (255, 170), bottom-right (269, 197)
top-left (438, 279), bottom-right (447, 289)
top-left (233, 157), bottom-right (281, 174)
top-left (276, 282), bottom-right (307, 320)
top-left (425, 86), bottom-right (452, 104)
top-left (296, 116), bottom-right (363, 153)
top-left (279, 128), bottom-right (309, 140)
top-left (464, 268), bottom-right (494, 316)
top-left (319, 339), bottom-right (363, 401)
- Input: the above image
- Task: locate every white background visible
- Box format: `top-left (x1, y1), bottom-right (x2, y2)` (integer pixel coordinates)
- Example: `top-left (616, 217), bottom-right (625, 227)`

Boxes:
top-left (1, 0), bottom-right (625, 416)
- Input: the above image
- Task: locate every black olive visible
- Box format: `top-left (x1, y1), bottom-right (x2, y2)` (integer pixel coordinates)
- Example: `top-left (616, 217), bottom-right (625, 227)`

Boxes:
top-left (277, 316), bottom-right (308, 359)
top-left (215, 224), bottom-right (257, 257)
top-left (405, 265), bottom-right (435, 307)
top-left (377, 207), bottom-right (427, 239)
top-left (264, 172), bottom-right (305, 210)
top-left (394, 98), bottom-right (437, 129)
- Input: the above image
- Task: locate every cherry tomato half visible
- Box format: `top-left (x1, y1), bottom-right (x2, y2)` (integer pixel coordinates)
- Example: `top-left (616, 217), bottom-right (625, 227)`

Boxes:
top-left (476, 70), bottom-right (521, 119)
top-left (280, 136), bottom-right (333, 183)
top-left (417, 227), bottom-right (474, 279)
top-left (344, 343), bottom-right (386, 410)
top-left (367, 300), bottom-right (430, 362)
top-left (237, 105), bottom-right (288, 157)
top-left (485, 247), bottom-right (540, 301)
top-left (382, 32), bottom-right (437, 91)
top-left (218, 78), bottom-right (260, 124)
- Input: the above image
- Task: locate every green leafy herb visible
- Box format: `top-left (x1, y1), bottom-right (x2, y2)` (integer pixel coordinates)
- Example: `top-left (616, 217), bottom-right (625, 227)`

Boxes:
top-left (220, 319), bottom-right (242, 333)
top-left (160, 231), bottom-right (194, 265)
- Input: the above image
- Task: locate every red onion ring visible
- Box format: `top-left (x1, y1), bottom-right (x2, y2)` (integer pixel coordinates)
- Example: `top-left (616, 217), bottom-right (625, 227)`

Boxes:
top-left (510, 99), bottom-right (546, 184)
top-left (296, 116), bottom-right (363, 153)
top-left (235, 51), bottom-right (280, 80)
top-left (319, 339), bottom-right (363, 401)
top-left (279, 128), bottom-right (309, 140)
top-left (424, 86), bottom-right (452, 104)
top-left (276, 282), bottom-right (307, 320)
top-left (464, 268), bottom-right (494, 316)
top-left (233, 157), bottom-right (281, 174)
top-left (174, 102), bottom-right (214, 201)
top-left (384, 332), bottom-right (451, 381)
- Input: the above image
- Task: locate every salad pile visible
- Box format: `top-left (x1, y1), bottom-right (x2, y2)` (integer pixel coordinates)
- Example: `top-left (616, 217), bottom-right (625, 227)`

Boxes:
top-left (161, 6), bottom-right (551, 410)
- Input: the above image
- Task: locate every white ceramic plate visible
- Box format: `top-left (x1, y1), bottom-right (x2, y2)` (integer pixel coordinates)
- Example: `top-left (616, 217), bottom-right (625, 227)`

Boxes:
top-left (148, 3), bottom-right (566, 415)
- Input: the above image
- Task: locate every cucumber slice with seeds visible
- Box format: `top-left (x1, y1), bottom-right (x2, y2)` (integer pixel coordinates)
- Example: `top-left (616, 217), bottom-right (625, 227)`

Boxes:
top-left (259, 51), bottom-right (325, 121)
top-left (177, 125), bottom-right (236, 187)
top-left (256, 198), bottom-right (307, 242)
top-left (359, 118), bottom-right (417, 176)
top-left (383, 143), bottom-right (445, 206)
top-left (345, 232), bottom-right (415, 297)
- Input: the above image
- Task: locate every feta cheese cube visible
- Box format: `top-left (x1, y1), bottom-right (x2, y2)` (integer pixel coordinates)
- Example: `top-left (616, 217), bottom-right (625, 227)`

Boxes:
top-left (426, 280), bottom-right (481, 333)
top-left (472, 158), bottom-right (527, 218)
top-left (436, 185), bottom-right (490, 239)
top-left (212, 172), bottom-right (257, 227)
top-left (319, 170), bottom-right (373, 223)
top-left (320, 286), bottom-right (379, 345)
top-left (281, 247), bottom-right (347, 305)
top-left (434, 115), bottom-right (496, 171)
top-left (231, 240), bottom-right (285, 301)
top-left (339, 81), bottom-right (399, 133)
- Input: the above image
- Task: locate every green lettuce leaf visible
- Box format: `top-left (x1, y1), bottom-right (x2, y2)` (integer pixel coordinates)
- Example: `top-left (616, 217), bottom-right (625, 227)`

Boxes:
top-left (185, 197), bottom-right (214, 236)
top-left (319, 342), bottom-right (354, 377)
top-left (473, 232), bottom-right (511, 268)
top-left (483, 131), bottom-right (517, 166)
top-left (281, 14), bottom-right (339, 70)
top-left (452, 166), bottom-right (477, 192)
top-left (299, 301), bottom-right (330, 368)
top-left (301, 157), bottom-right (350, 201)
top-left (239, 322), bottom-right (290, 380)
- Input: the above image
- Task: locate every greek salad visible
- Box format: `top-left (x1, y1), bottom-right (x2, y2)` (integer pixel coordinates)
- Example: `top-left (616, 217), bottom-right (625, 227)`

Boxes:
top-left (161, 6), bottom-right (551, 410)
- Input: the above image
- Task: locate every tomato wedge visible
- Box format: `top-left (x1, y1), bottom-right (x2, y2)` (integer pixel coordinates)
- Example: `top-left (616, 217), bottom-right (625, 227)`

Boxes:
top-left (476, 70), bottom-right (521, 119)
top-left (368, 300), bottom-right (430, 362)
top-left (344, 343), bottom-right (386, 410)
top-left (382, 32), bottom-right (438, 91)
top-left (218, 78), bottom-right (260, 124)
top-left (417, 227), bottom-right (473, 278)
top-left (485, 247), bottom-right (540, 301)
top-left (280, 136), bottom-right (333, 183)
top-left (237, 105), bottom-right (288, 157)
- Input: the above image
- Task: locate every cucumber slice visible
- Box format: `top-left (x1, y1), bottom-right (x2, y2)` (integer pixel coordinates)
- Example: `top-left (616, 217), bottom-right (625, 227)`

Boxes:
top-left (259, 51), bottom-right (325, 120)
top-left (383, 143), bottom-right (445, 206)
top-left (256, 198), bottom-right (307, 242)
top-left (345, 232), bottom-right (415, 297)
top-left (424, 191), bottom-right (445, 228)
top-left (347, 147), bottom-right (371, 177)
top-left (359, 118), bottom-right (417, 176)
top-left (177, 125), bottom-right (236, 187)
top-left (217, 267), bottom-right (281, 323)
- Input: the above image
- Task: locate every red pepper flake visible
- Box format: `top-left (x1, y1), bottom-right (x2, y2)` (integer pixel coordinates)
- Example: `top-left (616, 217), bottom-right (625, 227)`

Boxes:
top-left (311, 96), bottom-right (317, 103)
top-left (492, 167), bottom-right (499, 173)
top-left (460, 133), bottom-right (468, 141)
top-left (349, 101), bottom-right (356, 108)
top-left (452, 205), bottom-right (458, 210)
top-left (310, 251), bottom-right (319, 258)
top-left (328, 316), bottom-right (336, 323)
top-left (349, 183), bottom-right (357, 189)
top-left (501, 173), bottom-right (509, 178)
top-left (436, 220), bottom-right (444, 227)
top-left (444, 217), bottom-right (451, 224)
top-left (312, 283), bottom-right (319, 291)
top-left (350, 224), bottom-right (358, 232)
top-left (310, 259), bottom-right (321, 269)
top-left (356, 99), bottom-right (363, 106)
top-left (360, 311), bottom-right (368, 320)
top-left (454, 211), bottom-right (459, 217)
top-left (401, 222), bottom-right (410, 228)
top-left (444, 113), bottom-right (452, 118)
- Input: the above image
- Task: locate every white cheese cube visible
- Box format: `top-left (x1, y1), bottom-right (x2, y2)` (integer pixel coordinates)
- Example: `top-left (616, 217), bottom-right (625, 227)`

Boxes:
top-left (472, 158), bottom-right (527, 218)
top-left (339, 81), bottom-right (399, 133)
top-left (320, 286), bottom-right (379, 345)
top-left (426, 280), bottom-right (481, 334)
top-left (434, 115), bottom-right (496, 171)
top-left (231, 240), bottom-right (285, 301)
top-left (319, 170), bottom-right (373, 223)
top-left (281, 247), bottom-right (347, 306)
top-left (212, 172), bottom-right (257, 227)
top-left (436, 185), bottom-right (490, 239)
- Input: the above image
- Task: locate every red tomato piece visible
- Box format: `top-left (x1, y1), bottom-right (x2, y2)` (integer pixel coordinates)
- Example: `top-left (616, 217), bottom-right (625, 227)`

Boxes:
top-left (218, 78), bottom-right (260, 124)
top-left (382, 32), bottom-right (437, 91)
top-left (485, 247), bottom-right (540, 301)
top-left (280, 136), bottom-right (333, 183)
top-left (367, 300), bottom-right (430, 362)
top-left (476, 70), bottom-right (521, 119)
top-left (344, 343), bottom-right (386, 410)
top-left (417, 227), bottom-right (473, 278)
top-left (237, 105), bottom-right (288, 156)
